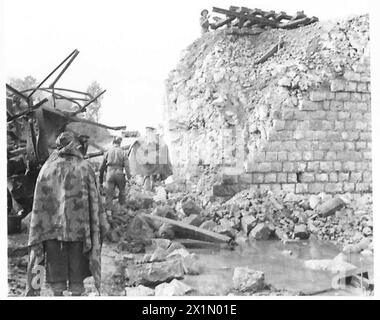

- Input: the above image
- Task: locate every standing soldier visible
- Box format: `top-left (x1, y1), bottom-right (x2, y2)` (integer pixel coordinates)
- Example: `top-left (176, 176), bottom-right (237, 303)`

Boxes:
top-left (200, 9), bottom-right (210, 34)
top-left (26, 131), bottom-right (108, 296)
top-left (99, 136), bottom-right (131, 210)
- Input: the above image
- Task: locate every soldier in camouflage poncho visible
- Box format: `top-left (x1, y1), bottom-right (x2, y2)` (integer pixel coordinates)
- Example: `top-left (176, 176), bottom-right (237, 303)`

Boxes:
top-left (26, 131), bottom-right (108, 296)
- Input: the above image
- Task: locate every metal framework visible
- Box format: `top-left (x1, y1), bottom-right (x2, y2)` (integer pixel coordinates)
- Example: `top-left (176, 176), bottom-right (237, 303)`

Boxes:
top-left (6, 49), bottom-right (126, 157)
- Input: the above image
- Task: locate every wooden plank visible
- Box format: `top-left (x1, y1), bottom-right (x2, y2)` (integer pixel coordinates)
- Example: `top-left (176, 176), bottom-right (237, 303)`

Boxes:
top-left (254, 40), bottom-right (285, 64)
top-left (275, 11), bottom-right (293, 21)
top-left (279, 17), bottom-right (311, 29)
top-left (211, 6), bottom-right (238, 29)
top-left (263, 10), bottom-right (276, 19)
top-left (212, 7), bottom-right (279, 28)
top-left (141, 213), bottom-right (231, 243)
top-left (176, 238), bottom-right (221, 249)
top-left (211, 16), bottom-right (236, 29)
top-left (333, 266), bottom-right (373, 290)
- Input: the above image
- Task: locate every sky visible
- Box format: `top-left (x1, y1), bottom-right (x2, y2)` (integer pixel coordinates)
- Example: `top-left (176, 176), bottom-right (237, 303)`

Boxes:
top-left (3, 0), bottom-right (370, 132)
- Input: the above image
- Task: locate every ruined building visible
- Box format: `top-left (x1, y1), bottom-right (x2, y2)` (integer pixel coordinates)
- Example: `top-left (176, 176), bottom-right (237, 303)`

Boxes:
top-left (164, 15), bottom-right (371, 196)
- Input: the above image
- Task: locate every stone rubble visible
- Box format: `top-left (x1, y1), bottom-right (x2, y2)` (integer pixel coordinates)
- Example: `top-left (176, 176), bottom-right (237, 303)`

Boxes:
top-left (154, 279), bottom-right (193, 296)
top-left (106, 180), bottom-right (373, 257)
top-left (232, 267), bottom-right (266, 293)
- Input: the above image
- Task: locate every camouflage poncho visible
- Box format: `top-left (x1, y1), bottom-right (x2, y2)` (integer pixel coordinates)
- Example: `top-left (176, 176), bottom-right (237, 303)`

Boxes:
top-left (26, 133), bottom-right (107, 295)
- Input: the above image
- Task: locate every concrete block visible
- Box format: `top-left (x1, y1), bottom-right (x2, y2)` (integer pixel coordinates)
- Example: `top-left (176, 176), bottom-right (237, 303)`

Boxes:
top-left (273, 119), bottom-right (286, 131)
top-left (283, 162), bottom-right (295, 172)
top-left (264, 173), bottom-right (277, 183)
top-left (287, 173), bottom-right (297, 183)
top-left (313, 151), bottom-right (324, 161)
top-left (357, 83), bottom-right (369, 93)
top-left (257, 162), bottom-right (272, 172)
top-left (308, 183), bottom-right (324, 194)
top-left (303, 151), bottom-right (313, 161)
top-left (355, 183), bottom-right (371, 192)
top-left (356, 141), bottom-right (367, 150)
top-left (282, 184), bottom-right (295, 193)
top-left (330, 101), bottom-right (344, 111)
top-left (239, 174), bottom-right (253, 184)
top-left (322, 101), bottom-right (331, 110)
top-left (338, 172), bottom-right (350, 182)
top-left (299, 100), bottom-right (321, 111)
top-left (277, 151), bottom-right (288, 161)
top-left (252, 173), bottom-right (264, 183)
top-left (342, 161), bottom-right (356, 171)
top-left (330, 79), bottom-right (345, 92)
top-left (350, 93), bottom-right (362, 101)
top-left (300, 172), bottom-right (315, 183)
top-left (344, 142), bottom-right (355, 150)
top-left (315, 173), bottom-right (329, 182)
top-left (288, 151), bottom-right (302, 161)
top-left (345, 81), bottom-right (357, 92)
top-left (335, 92), bottom-right (351, 101)
top-left (363, 171), bottom-right (372, 182)
top-left (307, 162), bottom-right (319, 172)
top-left (265, 152), bottom-right (277, 161)
top-left (294, 162), bottom-right (307, 171)
top-left (334, 161), bottom-right (343, 171)
top-left (320, 162), bottom-right (334, 171)
top-left (271, 162), bottom-right (283, 172)
top-left (338, 112), bottom-right (350, 120)
top-left (329, 172), bottom-right (338, 182)
top-left (310, 91), bottom-right (331, 101)
top-left (277, 173), bottom-right (287, 183)
top-left (325, 183), bottom-right (343, 193)
top-left (213, 184), bottom-right (240, 197)
top-left (222, 174), bottom-right (239, 185)
top-left (343, 182), bottom-right (355, 192)
top-left (325, 151), bottom-right (337, 160)
top-left (295, 183), bottom-right (308, 194)
top-left (343, 71), bottom-right (361, 81)
top-left (350, 172), bottom-right (362, 182)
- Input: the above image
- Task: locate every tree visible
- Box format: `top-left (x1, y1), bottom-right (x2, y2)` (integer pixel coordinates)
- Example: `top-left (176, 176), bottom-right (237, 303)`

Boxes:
top-left (9, 75), bottom-right (38, 91)
top-left (8, 75), bottom-right (47, 103)
top-left (85, 81), bottom-right (104, 122)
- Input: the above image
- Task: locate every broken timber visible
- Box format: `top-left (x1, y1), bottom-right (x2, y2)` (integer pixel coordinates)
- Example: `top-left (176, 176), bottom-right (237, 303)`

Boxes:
top-left (211, 6), bottom-right (318, 31)
top-left (333, 266), bottom-right (373, 290)
top-left (255, 39), bottom-right (285, 64)
top-left (141, 213), bottom-right (231, 243)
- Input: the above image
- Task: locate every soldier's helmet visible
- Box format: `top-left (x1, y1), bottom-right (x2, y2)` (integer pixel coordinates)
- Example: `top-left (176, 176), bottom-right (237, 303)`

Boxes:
top-left (56, 131), bottom-right (75, 149)
top-left (201, 9), bottom-right (209, 16)
top-left (113, 136), bottom-right (122, 145)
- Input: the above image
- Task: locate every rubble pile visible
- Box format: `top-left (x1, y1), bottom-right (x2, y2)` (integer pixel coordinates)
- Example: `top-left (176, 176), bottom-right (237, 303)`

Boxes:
top-left (106, 179), bottom-right (373, 256)
top-left (197, 188), bottom-right (372, 250)
top-left (120, 238), bottom-right (202, 296)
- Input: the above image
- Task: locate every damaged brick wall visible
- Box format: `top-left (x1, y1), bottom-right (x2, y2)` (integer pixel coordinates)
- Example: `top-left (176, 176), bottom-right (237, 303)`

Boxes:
top-left (219, 62), bottom-right (371, 196)
top-left (164, 15), bottom-right (371, 195)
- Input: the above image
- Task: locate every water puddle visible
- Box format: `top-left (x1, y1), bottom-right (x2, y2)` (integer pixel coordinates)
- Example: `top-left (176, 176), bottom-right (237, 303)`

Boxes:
top-left (181, 238), bottom-right (373, 296)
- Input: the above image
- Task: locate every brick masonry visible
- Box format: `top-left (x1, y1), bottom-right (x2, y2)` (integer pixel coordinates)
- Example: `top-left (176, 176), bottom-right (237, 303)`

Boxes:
top-left (214, 60), bottom-right (372, 196)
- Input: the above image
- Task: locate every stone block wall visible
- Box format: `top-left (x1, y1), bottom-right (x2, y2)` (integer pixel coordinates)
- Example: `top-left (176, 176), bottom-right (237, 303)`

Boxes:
top-left (215, 58), bottom-right (371, 196)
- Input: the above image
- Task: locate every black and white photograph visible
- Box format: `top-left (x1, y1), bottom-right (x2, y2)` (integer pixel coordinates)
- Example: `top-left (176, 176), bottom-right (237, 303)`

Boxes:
top-left (2, 0), bottom-right (378, 300)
